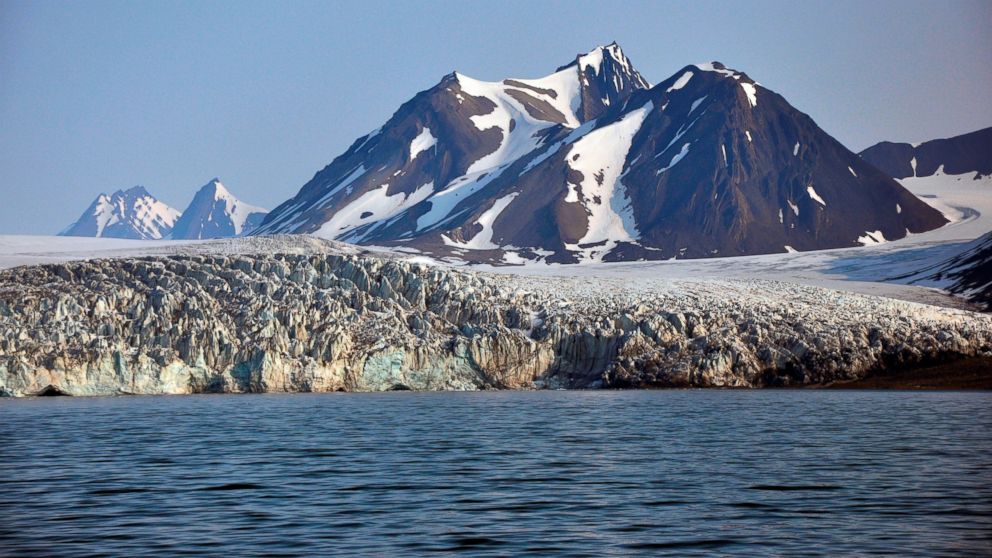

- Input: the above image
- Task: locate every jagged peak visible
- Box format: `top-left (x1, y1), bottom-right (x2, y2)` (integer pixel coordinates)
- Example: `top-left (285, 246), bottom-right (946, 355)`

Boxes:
top-left (691, 61), bottom-right (757, 84)
top-left (198, 178), bottom-right (232, 200)
top-left (448, 43), bottom-right (648, 95)
top-left (556, 42), bottom-right (637, 76)
top-left (111, 185), bottom-right (151, 199)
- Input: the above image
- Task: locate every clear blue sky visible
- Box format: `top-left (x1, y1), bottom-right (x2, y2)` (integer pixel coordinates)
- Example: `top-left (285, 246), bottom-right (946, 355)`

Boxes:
top-left (1, 0), bottom-right (990, 234)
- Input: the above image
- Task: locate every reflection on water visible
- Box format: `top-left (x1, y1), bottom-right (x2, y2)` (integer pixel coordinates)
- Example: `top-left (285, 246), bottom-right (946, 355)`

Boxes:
top-left (1, 391), bottom-right (990, 556)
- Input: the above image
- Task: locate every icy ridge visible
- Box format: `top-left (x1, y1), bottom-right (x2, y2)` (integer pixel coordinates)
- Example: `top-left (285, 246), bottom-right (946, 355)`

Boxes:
top-left (1, 237), bottom-right (990, 396)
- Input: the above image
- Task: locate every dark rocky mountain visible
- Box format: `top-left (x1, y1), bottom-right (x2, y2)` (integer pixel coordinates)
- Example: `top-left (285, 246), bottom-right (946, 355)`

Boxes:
top-left (59, 186), bottom-right (181, 240)
top-left (922, 232), bottom-right (992, 310)
top-left (170, 179), bottom-right (268, 239)
top-left (859, 127), bottom-right (991, 179)
top-left (254, 44), bottom-right (947, 263)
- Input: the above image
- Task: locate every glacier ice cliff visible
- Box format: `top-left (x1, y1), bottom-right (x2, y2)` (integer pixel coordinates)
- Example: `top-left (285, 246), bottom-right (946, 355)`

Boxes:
top-left (1, 237), bottom-right (990, 396)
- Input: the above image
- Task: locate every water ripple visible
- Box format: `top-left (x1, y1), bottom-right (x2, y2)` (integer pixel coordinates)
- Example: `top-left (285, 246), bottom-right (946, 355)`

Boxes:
top-left (1, 390), bottom-right (990, 556)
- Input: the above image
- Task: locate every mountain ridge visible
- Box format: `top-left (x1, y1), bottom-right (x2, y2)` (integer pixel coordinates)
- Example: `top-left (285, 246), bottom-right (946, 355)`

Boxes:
top-left (859, 126), bottom-right (991, 179)
top-left (252, 44), bottom-right (946, 263)
top-left (59, 186), bottom-right (181, 240)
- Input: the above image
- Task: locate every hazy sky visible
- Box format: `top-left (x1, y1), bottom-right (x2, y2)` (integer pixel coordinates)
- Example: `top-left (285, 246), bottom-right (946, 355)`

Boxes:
top-left (1, 0), bottom-right (990, 234)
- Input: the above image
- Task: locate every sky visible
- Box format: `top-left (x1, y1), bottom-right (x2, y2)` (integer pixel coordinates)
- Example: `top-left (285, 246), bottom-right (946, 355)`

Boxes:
top-left (1, 0), bottom-right (990, 235)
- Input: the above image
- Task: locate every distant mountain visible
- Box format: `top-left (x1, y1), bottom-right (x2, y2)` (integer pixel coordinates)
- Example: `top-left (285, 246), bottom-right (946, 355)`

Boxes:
top-left (859, 127), bottom-right (991, 179)
top-left (252, 43), bottom-right (945, 263)
top-left (59, 186), bottom-right (181, 240)
top-left (170, 179), bottom-right (268, 239)
top-left (860, 127), bottom-right (992, 309)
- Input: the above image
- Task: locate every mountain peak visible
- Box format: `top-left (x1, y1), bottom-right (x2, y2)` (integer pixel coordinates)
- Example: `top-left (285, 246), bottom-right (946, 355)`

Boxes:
top-left (199, 178), bottom-right (232, 200)
top-left (171, 179), bottom-right (268, 239)
top-left (690, 61), bottom-right (757, 84)
top-left (254, 49), bottom-right (946, 263)
top-left (556, 43), bottom-right (641, 78)
top-left (59, 186), bottom-right (180, 240)
top-left (112, 185), bottom-right (150, 198)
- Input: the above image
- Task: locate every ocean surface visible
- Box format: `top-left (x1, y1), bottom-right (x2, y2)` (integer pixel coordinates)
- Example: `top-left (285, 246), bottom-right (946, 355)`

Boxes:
top-left (2, 390), bottom-right (990, 557)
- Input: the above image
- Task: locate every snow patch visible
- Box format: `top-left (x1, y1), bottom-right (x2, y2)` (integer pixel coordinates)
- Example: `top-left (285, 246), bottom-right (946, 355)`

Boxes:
top-left (807, 185), bottom-right (826, 206)
top-left (666, 71), bottom-right (693, 93)
top-left (503, 65), bottom-right (583, 128)
top-left (740, 82), bottom-right (757, 107)
top-left (857, 230), bottom-right (888, 246)
top-left (442, 193), bottom-right (519, 250)
top-left (563, 101), bottom-right (653, 262)
top-left (689, 95), bottom-right (707, 114)
top-left (656, 143), bottom-right (690, 175)
top-left (787, 200), bottom-right (799, 216)
top-left (578, 46), bottom-right (605, 76)
top-left (316, 165), bottom-right (367, 207)
top-left (317, 182), bottom-right (434, 240)
top-left (694, 62), bottom-right (737, 78)
top-left (409, 127), bottom-right (437, 160)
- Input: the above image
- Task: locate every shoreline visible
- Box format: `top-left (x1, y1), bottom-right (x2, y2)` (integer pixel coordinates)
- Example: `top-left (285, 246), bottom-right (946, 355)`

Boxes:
top-left (822, 357), bottom-right (992, 390)
top-left (8, 358), bottom-right (992, 398)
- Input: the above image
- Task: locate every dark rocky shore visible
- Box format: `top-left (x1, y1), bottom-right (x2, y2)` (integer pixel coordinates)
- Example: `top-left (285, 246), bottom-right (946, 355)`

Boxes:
top-left (823, 357), bottom-right (992, 389)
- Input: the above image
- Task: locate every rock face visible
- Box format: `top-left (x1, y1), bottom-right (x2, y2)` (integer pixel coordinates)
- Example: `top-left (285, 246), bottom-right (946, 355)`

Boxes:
top-left (1, 237), bottom-right (990, 396)
top-left (170, 179), bottom-right (268, 239)
top-left (922, 231), bottom-right (992, 310)
top-left (860, 127), bottom-right (992, 179)
top-left (253, 44), bottom-right (946, 263)
top-left (59, 186), bottom-right (181, 240)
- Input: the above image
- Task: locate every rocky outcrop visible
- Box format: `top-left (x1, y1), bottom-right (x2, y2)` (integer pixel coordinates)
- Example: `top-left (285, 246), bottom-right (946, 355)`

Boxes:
top-left (921, 231), bottom-right (992, 311)
top-left (1, 237), bottom-right (991, 396)
top-left (859, 127), bottom-right (991, 179)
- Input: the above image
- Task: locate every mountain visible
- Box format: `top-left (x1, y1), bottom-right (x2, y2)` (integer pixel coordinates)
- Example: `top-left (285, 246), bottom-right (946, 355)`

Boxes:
top-left (859, 127), bottom-right (992, 309)
top-left (859, 127), bottom-right (991, 179)
top-left (254, 44), bottom-right (948, 263)
top-left (925, 231), bottom-right (992, 310)
top-left (59, 186), bottom-right (181, 240)
top-left (170, 179), bottom-right (268, 239)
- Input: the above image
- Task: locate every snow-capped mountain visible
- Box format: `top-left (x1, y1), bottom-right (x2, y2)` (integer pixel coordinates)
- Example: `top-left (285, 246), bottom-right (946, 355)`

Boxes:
top-left (170, 179), bottom-right (268, 239)
top-left (859, 127), bottom-right (992, 216)
top-left (860, 127), bottom-right (992, 308)
top-left (59, 186), bottom-right (181, 240)
top-left (254, 43), bottom-right (947, 263)
top-left (859, 127), bottom-right (991, 180)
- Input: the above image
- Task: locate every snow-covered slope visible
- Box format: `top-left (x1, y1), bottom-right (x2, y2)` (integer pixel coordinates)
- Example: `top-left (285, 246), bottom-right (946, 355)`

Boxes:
top-left (170, 179), bottom-right (268, 239)
top-left (252, 43), bottom-right (652, 247)
top-left (252, 44), bottom-right (945, 264)
top-left (59, 186), bottom-right (181, 240)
